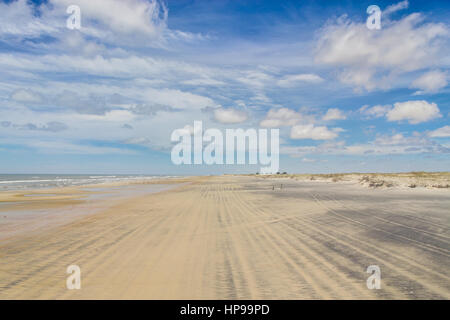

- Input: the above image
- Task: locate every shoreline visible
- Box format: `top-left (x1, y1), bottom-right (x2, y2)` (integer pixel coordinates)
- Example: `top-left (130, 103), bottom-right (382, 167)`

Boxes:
top-left (0, 177), bottom-right (194, 243)
top-left (0, 176), bottom-right (192, 205)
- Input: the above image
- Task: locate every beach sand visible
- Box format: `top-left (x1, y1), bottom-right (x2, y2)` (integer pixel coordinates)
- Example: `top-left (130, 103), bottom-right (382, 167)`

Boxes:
top-left (0, 175), bottom-right (449, 299)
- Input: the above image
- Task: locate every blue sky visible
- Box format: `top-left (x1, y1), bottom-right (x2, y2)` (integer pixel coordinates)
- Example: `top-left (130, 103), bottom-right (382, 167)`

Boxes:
top-left (0, 0), bottom-right (449, 174)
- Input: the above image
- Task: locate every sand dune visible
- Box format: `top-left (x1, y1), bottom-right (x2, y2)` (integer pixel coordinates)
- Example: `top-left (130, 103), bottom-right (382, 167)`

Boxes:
top-left (0, 175), bottom-right (449, 299)
top-left (256, 172), bottom-right (450, 189)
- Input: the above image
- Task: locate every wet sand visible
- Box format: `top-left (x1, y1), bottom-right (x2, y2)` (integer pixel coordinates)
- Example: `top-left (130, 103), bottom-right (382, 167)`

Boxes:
top-left (0, 175), bottom-right (449, 299)
top-left (0, 178), bottom-right (189, 242)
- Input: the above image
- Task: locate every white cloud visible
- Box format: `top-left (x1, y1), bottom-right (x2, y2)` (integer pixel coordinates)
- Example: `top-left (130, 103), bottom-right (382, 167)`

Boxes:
top-left (1, 120), bottom-right (68, 132)
top-left (360, 101), bottom-right (441, 124)
top-left (429, 126), bottom-right (450, 138)
top-left (213, 108), bottom-right (248, 124)
top-left (0, 53), bottom-right (212, 79)
top-left (0, 0), bottom-right (58, 37)
top-left (281, 132), bottom-right (449, 156)
top-left (383, 0), bottom-right (409, 15)
top-left (277, 73), bottom-right (324, 87)
top-left (2, 74), bottom-right (217, 116)
top-left (0, 0), bottom-right (207, 48)
top-left (374, 133), bottom-right (413, 145)
top-left (0, 99), bottom-right (215, 154)
top-left (10, 89), bottom-right (42, 103)
top-left (236, 70), bottom-right (273, 88)
top-left (250, 92), bottom-right (271, 103)
top-left (182, 78), bottom-right (226, 86)
top-left (30, 140), bottom-right (136, 155)
top-left (259, 108), bottom-right (304, 128)
top-left (76, 110), bottom-right (136, 122)
top-left (57, 0), bottom-right (167, 36)
top-left (322, 108), bottom-right (346, 121)
top-left (290, 124), bottom-right (338, 140)
top-left (338, 68), bottom-right (376, 91)
top-left (145, 88), bottom-right (216, 110)
top-left (411, 70), bottom-right (448, 94)
top-left (31, 0), bottom-right (165, 38)
top-left (315, 12), bottom-right (449, 90)
top-left (359, 104), bottom-right (392, 118)
top-left (386, 100), bottom-right (441, 124)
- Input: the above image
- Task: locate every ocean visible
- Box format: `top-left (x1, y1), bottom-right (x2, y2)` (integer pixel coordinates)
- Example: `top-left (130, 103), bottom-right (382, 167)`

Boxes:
top-left (0, 174), bottom-right (175, 191)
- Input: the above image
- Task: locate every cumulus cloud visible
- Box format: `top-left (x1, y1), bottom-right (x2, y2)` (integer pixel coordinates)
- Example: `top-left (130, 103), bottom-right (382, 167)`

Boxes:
top-left (57, 0), bottom-right (167, 36)
top-left (360, 101), bottom-right (441, 124)
top-left (290, 124), bottom-right (338, 140)
top-left (386, 100), bottom-right (441, 124)
top-left (277, 73), bottom-right (324, 87)
top-left (359, 105), bottom-right (392, 119)
top-left (411, 70), bottom-right (448, 94)
top-left (315, 12), bottom-right (449, 90)
top-left (259, 108), bottom-right (304, 128)
top-left (429, 126), bottom-right (450, 138)
top-left (0, 0), bottom-right (168, 42)
top-left (213, 108), bottom-right (248, 124)
top-left (322, 108), bottom-right (346, 121)
top-left (0, 0), bottom-right (206, 48)
top-left (0, 0), bottom-right (58, 37)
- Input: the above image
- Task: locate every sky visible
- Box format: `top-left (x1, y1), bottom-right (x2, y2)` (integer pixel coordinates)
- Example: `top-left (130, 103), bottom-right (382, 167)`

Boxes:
top-left (0, 0), bottom-right (449, 174)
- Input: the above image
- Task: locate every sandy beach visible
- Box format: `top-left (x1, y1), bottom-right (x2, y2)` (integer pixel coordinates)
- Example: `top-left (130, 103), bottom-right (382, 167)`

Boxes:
top-left (0, 175), bottom-right (449, 299)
